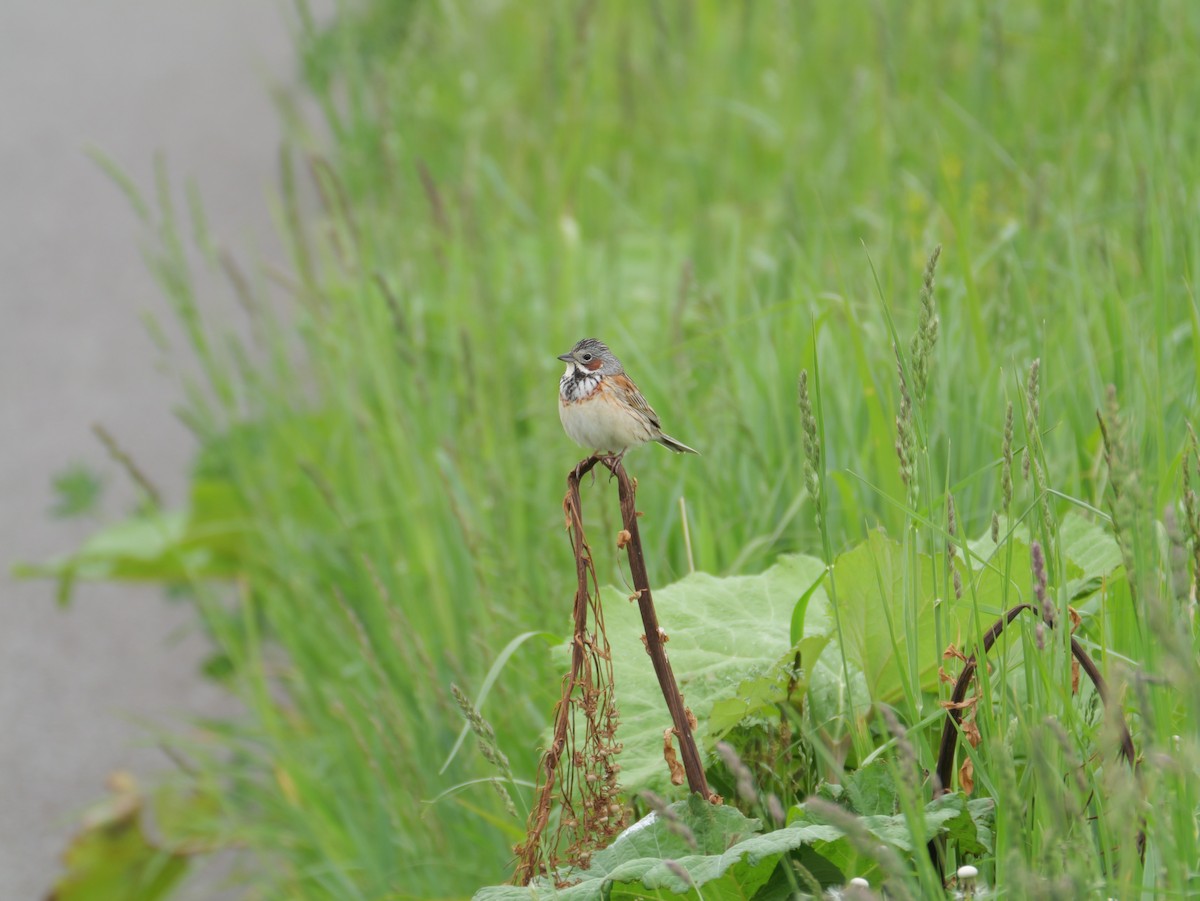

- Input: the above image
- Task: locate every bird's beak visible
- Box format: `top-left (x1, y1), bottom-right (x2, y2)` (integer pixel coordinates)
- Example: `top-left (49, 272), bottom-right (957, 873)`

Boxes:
top-left (557, 352), bottom-right (574, 362)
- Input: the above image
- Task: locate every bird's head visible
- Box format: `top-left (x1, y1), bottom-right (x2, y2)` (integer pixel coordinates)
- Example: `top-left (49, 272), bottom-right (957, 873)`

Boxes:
top-left (557, 338), bottom-right (622, 376)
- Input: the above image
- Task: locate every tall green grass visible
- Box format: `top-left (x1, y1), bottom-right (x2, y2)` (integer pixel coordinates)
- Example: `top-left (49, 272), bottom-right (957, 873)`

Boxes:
top-left (69, 1), bottom-right (1200, 896)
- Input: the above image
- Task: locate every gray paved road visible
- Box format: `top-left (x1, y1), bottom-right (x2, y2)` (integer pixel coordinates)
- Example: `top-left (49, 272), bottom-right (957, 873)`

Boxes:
top-left (0, 2), bottom-right (309, 894)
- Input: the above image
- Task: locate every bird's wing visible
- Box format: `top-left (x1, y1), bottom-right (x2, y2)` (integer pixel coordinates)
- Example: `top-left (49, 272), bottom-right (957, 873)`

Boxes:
top-left (608, 373), bottom-right (663, 431)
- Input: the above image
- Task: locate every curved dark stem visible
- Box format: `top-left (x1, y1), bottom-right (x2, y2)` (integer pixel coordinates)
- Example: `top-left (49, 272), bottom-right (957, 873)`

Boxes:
top-left (934, 603), bottom-right (1034, 791)
top-left (929, 602), bottom-right (1140, 876)
top-left (575, 453), bottom-right (710, 797)
top-left (606, 456), bottom-right (710, 797)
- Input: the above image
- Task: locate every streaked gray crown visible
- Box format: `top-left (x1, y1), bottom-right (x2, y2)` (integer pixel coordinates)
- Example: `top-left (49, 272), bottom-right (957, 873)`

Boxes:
top-left (558, 337), bottom-right (624, 375)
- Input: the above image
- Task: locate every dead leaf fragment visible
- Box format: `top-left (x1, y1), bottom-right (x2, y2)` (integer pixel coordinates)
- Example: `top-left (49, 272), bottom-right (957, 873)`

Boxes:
top-left (962, 718), bottom-right (982, 748)
top-left (940, 694), bottom-right (979, 712)
top-left (943, 643), bottom-right (969, 663)
top-left (616, 529), bottom-right (632, 549)
top-left (663, 728), bottom-right (685, 786)
top-left (959, 756), bottom-right (975, 794)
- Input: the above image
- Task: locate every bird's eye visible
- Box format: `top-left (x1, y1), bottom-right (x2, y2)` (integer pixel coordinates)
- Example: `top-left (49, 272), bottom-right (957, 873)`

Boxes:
top-left (581, 353), bottom-right (593, 361)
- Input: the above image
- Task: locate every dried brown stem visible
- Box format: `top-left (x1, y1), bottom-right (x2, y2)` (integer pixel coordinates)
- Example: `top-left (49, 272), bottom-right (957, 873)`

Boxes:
top-left (603, 456), bottom-right (711, 797)
top-left (512, 476), bottom-right (593, 883)
top-left (565, 454), bottom-right (709, 796)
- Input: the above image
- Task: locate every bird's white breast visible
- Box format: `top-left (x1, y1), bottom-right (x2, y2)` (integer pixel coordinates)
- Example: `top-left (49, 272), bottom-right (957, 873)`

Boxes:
top-left (559, 377), bottom-right (654, 452)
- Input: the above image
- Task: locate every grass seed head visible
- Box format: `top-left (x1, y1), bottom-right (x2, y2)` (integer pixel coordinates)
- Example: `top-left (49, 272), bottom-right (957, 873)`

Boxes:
top-left (1031, 541), bottom-right (1051, 623)
top-left (1182, 423), bottom-right (1200, 603)
top-left (894, 347), bottom-right (918, 507)
top-left (1022, 359), bottom-right (1041, 479)
top-left (947, 494), bottom-right (962, 598)
top-left (910, 244), bottom-right (942, 402)
top-left (1001, 400), bottom-right (1014, 511)
top-left (664, 859), bottom-right (693, 886)
top-left (638, 791), bottom-right (697, 849)
top-left (797, 369), bottom-right (823, 525)
top-left (715, 740), bottom-right (757, 802)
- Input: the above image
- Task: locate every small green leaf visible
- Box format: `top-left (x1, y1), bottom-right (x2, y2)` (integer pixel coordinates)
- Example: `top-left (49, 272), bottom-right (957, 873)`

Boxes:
top-left (49, 773), bottom-right (190, 901)
top-left (707, 635), bottom-right (829, 739)
top-left (962, 798), bottom-right (996, 856)
top-left (790, 569), bottom-right (828, 646)
top-left (50, 465), bottom-right (105, 519)
top-left (843, 760), bottom-right (897, 817)
top-left (786, 792), bottom-right (974, 886)
top-left (15, 473), bottom-right (249, 604)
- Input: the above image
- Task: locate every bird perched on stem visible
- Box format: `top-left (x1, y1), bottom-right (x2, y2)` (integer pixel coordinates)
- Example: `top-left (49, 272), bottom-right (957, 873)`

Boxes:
top-left (557, 338), bottom-right (699, 462)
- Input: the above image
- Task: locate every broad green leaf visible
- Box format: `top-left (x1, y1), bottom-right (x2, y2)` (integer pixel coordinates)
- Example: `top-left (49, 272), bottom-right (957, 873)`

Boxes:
top-left (590, 795), bottom-right (762, 870)
top-left (707, 635), bottom-right (829, 739)
top-left (804, 531), bottom-right (975, 731)
top-left (15, 511), bottom-right (195, 590)
top-left (786, 792), bottom-right (974, 885)
top-left (597, 554), bottom-right (827, 791)
top-left (472, 797), bottom-right (844, 901)
top-left (1058, 514), bottom-right (1123, 582)
top-left (941, 797), bottom-right (995, 857)
top-left (14, 475), bottom-right (248, 605)
top-left (842, 760), bottom-right (897, 817)
top-left (968, 512), bottom-right (1121, 602)
top-left (49, 773), bottom-right (190, 901)
top-left (789, 568), bottom-right (828, 646)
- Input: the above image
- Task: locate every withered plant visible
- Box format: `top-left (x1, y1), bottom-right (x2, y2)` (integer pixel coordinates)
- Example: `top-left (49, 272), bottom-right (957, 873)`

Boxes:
top-left (514, 454), bottom-right (713, 884)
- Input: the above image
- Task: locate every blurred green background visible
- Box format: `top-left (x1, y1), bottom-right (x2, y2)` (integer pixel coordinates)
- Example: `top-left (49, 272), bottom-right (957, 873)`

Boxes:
top-left (34, 1), bottom-right (1200, 897)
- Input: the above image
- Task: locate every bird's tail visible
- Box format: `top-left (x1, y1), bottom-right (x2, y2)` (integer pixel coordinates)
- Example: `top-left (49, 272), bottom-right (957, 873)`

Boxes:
top-left (657, 434), bottom-right (700, 455)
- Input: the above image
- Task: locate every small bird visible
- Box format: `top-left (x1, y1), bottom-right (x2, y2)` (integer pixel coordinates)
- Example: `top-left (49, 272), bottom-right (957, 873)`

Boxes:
top-left (557, 337), bottom-right (699, 460)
